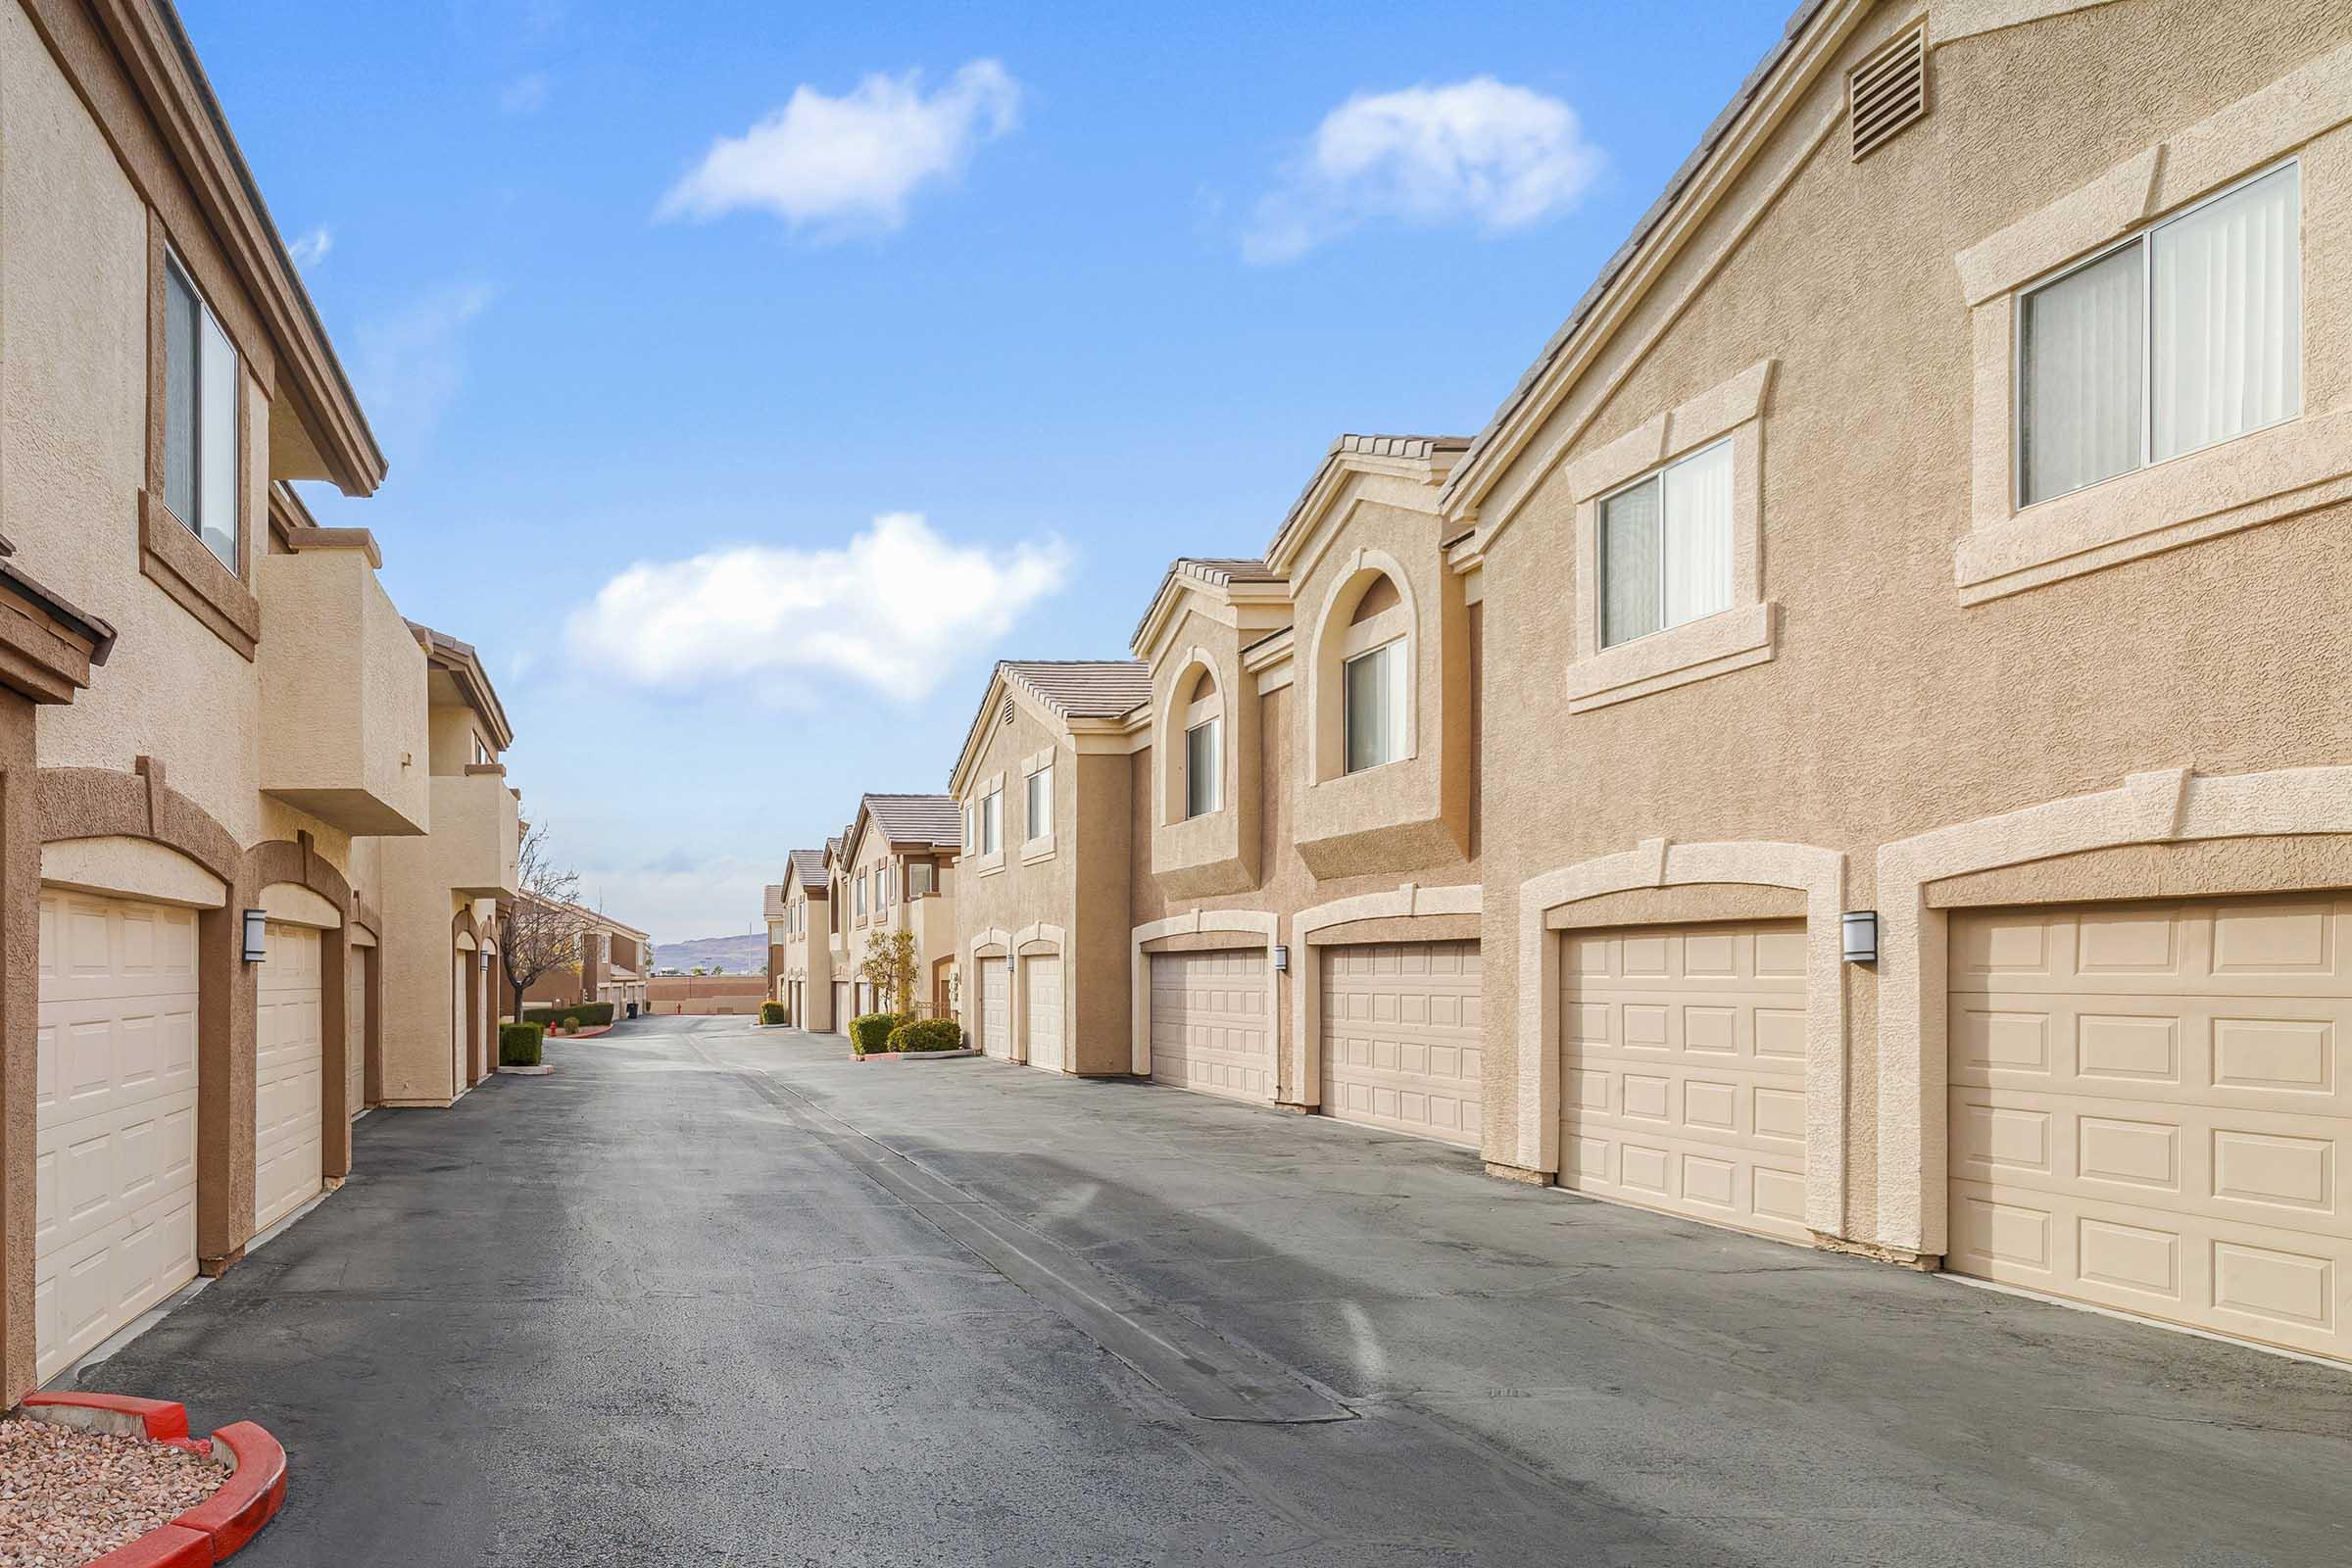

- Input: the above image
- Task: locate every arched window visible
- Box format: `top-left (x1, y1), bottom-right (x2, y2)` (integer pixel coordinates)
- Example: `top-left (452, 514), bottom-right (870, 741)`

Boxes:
top-left (1337, 572), bottom-right (1409, 774)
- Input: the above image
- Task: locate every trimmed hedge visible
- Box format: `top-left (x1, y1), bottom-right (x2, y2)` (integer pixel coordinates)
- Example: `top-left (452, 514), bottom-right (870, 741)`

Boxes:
top-left (760, 1001), bottom-right (787, 1025)
top-left (887, 1017), bottom-right (964, 1054)
top-left (499, 1021), bottom-right (545, 1067)
top-left (523, 1002), bottom-right (614, 1028)
top-left (849, 1012), bottom-right (903, 1055)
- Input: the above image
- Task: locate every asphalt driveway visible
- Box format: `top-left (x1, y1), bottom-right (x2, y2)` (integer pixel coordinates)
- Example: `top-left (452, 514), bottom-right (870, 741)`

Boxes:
top-left (78, 1014), bottom-right (2352, 1565)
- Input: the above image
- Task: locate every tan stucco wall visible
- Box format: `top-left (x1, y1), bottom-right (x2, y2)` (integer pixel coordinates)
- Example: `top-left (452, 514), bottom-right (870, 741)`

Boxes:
top-left (955, 689), bottom-right (1134, 1072)
top-left (838, 813), bottom-right (956, 1018)
top-left (1467, 0), bottom-right (2352, 1250)
top-left (781, 886), bottom-right (835, 1028)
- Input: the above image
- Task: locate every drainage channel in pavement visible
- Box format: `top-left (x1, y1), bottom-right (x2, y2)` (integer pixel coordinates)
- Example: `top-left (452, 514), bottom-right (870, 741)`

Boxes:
top-left (686, 1036), bottom-right (1356, 1427)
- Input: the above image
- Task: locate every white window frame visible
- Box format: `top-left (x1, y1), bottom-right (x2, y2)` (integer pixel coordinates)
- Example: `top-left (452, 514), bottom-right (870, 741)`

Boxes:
top-left (1595, 436), bottom-right (1735, 651)
top-left (1184, 715), bottom-right (1221, 819)
top-left (1026, 763), bottom-right (1054, 843)
top-left (2012, 158), bottom-right (2301, 511)
top-left (1341, 636), bottom-right (1409, 774)
top-left (981, 788), bottom-right (1003, 856)
top-left (162, 251), bottom-right (241, 572)
top-left (854, 877), bottom-right (866, 922)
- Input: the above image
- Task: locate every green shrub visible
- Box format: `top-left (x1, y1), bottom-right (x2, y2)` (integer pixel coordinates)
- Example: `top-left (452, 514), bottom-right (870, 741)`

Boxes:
top-left (849, 1012), bottom-right (903, 1055)
top-left (887, 1017), bottom-right (964, 1054)
top-left (560, 1014), bottom-right (580, 1034)
top-left (522, 1002), bottom-right (614, 1028)
top-left (499, 1021), bottom-right (544, 1067)
top-left (760, 1001), bottom-right (787, 1025)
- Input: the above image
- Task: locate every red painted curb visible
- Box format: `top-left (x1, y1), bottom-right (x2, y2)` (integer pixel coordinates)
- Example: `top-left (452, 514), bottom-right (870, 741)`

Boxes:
top-left (84, 1523), bottom-right (212, 1568)
top-left (176, 1421), bottom-right (288, 1560)
top-left (16, 1393), bottom-right (287, 1563)
top-left (21, 1390), bottom-right (190, 1443)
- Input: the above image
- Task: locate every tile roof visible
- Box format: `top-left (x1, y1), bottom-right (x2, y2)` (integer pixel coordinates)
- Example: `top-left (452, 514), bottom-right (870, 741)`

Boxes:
top-left (787, 849), bottom-right (829, 891)
top-left (862, 793), bottom-right (962, 850)
top-left (1447, 0), bottom-right (1831, 506)
top-left (1131, 557), bottom-right (1288, 649)
top-left (1265, 434), bottom-right (1470, 564)
top-left (1000, 660), bottom-right (1152, 719)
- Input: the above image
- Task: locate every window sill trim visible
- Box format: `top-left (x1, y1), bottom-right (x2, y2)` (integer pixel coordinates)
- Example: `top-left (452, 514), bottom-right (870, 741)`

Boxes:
top-left (1020, 835), bottom-right (1057, 866)
top-left (1564, 601), bottom-right (1775, 712)
top-left (139, 491), bottom-right (257, 660)
top-left (1956, 409), bottom-right (2352, 604)
top-left (970, 851), bottom-right (1007, 878)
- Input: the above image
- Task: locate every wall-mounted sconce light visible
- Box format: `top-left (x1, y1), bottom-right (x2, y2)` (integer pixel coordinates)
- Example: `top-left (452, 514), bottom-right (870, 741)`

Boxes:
top-left (242, 908), bottom-right (269, 963)
top-left (1272, 945), bottom-right (1290, 973)
top-left (1841, 910), bottom-right (1880, 964)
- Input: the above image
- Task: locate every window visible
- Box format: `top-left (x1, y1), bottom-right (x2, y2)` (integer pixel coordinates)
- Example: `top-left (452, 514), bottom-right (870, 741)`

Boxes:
top-left (162, 256), bottom-right (240, 571)
top-left (980, 788), bottom-right (1003, 855)
top-left (2018, 162), bottom-right (2299, 507)
top-left (1185, 718), bottom-right (1220, 818)
top-left (473, 734), bottom-right (491, 766)
top-left (1026, 764), bottom-right (1054, 841)
top-left (1343, 639), bottom-right (1408, 773)
top-left (907, 861), bottom-right (934, 899)
top-left (854, 877), bottom-right (866, 921)
top-left (1600, 438), bottom-right (1733, 648)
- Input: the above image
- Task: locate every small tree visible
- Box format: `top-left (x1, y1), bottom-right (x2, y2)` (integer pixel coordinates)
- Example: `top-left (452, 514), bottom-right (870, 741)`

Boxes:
top-left (858, 930), bottom-right (919, 1018)
top-left (690, 963), bottom-right (709, 977)
top-left (498, 822), bottom-right (594, 1020)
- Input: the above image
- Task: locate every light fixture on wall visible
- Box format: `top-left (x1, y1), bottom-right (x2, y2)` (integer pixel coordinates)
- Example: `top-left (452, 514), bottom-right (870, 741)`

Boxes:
top-left (242, 908), bottom-right (269, 963)
top-left (1272, 945), bottom-right (1290, 973)
top-left (1841, 910), bottom-right (1880, 964)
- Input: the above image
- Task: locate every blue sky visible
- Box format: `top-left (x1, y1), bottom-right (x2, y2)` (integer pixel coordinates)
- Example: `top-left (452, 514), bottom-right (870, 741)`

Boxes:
top-left (180, 0), bottom-right (1788, 943)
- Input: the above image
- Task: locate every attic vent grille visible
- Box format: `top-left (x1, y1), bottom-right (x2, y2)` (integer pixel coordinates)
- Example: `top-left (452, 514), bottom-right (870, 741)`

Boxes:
top-left (1849, 23), bottom-right (1927, 161)
top-left (999, 698), bottom-right (1014, 726)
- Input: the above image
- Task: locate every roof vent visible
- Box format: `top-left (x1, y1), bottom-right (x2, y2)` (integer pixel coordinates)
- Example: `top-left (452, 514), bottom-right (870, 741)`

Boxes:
top-left (1849, 23), bottom-right (1927, 162)
top-left (999, 698), bottom-right (1014, 726)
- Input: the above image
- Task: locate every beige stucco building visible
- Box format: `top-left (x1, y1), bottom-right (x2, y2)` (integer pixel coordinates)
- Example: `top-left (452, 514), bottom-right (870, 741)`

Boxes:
top-left (836, 796), bottom-right (960, 1022)
top-left (949, 662), bottom-right (1150, 1072)
top-left (770, 848), bottom-right (834, 1031)
top-left (0, 0), bottom-right (549, 1403)
top-left (514, 896), bottom-right (649, 1019)
top-left (1439, 0), bottom-right (2352, 1363)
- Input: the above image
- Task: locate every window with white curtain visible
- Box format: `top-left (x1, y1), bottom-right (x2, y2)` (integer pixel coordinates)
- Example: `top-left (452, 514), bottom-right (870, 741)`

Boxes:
top-left (2020, 162), bottom-right (2299, 507)
top-left (1343, 639), bottom-right (1409, 772)
top-left (163, 255), bottom-right (240, 570)
top-left (1599, 438), bottom-right (1734, 648)
top-left (980, 788), bottom-right (1003, 855)
top-left (1026, 764), bottom-right (1053, 841)
top-left (1185, 718), bottom-right (1220, 818)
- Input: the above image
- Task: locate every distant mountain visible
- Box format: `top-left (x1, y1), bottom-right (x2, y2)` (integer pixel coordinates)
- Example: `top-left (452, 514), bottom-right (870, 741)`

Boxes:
top-left (651, 933), bottom-right (769, 975)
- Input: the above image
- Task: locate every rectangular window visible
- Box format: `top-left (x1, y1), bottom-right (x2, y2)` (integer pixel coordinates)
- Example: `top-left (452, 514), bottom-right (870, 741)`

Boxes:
top-left (1600, 438), bottom-right (1732, 648)
top-left (907, 861), bottom-right (934, 899)
top-left (1185, 718), bottom-right (1220, 818)
top-left (981, 788), bottom-right (1003, 855)
top-left (854, 879), bottom-right (866, 920)
top-left (1026, 764), bottom-right (1054, 841)
top-left (163, 257), bottom-right (240, 571)
top-left (1343, 639), bottom-right (1409, 773)
top-left (2020, 162), bottom-right (2299, 507)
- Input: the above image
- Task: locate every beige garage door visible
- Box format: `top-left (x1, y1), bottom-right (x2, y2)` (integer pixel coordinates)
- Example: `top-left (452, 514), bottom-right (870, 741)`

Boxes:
top-left (1560, 921), bottom-right (1809, 1242)
top-left (1024, 955), bottom-right (1063, 1071)
top-left (1150, 950), bottom-right (1271, 1102)
top-left (255, 923), bottom-right (323, 1232)
top-left (832, 981), bottom-right (849, 1034)
top-left (34, 892), bottom-right (200, 1382)
top-left (346, 948), bottom-right (367, 1120)
top-left (1320, 941), bottom-right (1482, 1148)
top-left (1949, 895), bottom-right (2352, 1360)
top-left (978, 957), bottom-right (1010, 1058)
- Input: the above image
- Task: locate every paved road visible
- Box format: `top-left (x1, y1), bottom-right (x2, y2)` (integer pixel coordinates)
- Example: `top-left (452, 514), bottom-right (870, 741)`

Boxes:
top-left (85, 1015), bottom-right (2352, 1565)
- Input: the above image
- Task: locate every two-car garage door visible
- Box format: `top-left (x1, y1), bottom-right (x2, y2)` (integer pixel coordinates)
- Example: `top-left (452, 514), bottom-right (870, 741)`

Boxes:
top-left (1948, 895), bottom-right (2352, 1361)
top-left (34, 893), bottom-right (200, 1383)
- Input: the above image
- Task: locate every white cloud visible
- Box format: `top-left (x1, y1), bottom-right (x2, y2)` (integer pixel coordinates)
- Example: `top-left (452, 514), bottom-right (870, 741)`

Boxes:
top-left (287, 225), bottom-right (333, 269)
top-left (564, 513), bottom-right (1070, 701)
top-left (500, 71), bottom-right (550, 114)
top-left (1245, 77), bottom-right (1601, 264)
top-left (656, 59), bottom-right (1020, 232)
top-left (352, 282), bottom-right (495, 451)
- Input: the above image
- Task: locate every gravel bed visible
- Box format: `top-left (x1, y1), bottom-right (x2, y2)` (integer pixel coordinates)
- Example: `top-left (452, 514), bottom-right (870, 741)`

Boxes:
top-left (0, 1416), bottom-right (223, 1567)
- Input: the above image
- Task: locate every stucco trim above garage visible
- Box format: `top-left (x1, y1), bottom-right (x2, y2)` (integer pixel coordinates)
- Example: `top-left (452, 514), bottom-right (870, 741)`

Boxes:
top-left (1876, 763), bottom-right (2352, 1259)
top-left (1516, 839), bottom-right (1849, 1237)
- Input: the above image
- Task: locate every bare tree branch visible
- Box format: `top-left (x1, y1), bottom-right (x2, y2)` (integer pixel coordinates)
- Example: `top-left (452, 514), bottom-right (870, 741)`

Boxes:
top-left (499, 821), bottom-right (596, 1010)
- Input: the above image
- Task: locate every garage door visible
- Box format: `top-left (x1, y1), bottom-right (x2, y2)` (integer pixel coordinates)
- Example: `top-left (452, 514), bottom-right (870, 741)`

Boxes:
top-left (1024, 955), bottom-right (1063, 1071)
top-left (832, 981), bottom-right (849, 1034)
top-left (1560, 921), bottom-right (1809, 1241)
top-left (1320, 941), bottom-right (1482, 1148)
top-left (255, 923), bottom-right (323, 1232)
top-left (1949, 895), bottom-right (2352, 1360)
top-left (34, 892), bottom-right (200, 1382)
top-left (1150, 950), bottom-right (1270, 1102)
top-left (452, 954), bottom-right (468, 1090)
top-left (346, 948), bottom-right (367, 1121)
top-left (978, 957), bottom-right (1010, 1059)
